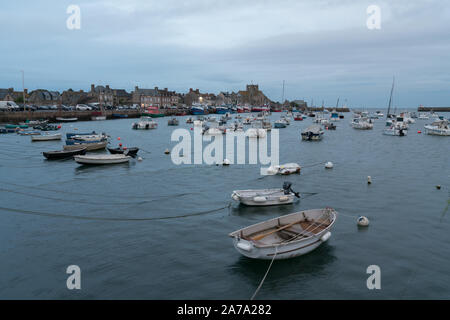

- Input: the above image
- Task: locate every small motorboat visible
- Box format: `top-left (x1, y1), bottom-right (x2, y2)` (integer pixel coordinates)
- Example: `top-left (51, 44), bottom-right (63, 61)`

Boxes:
top-left (107, 146), bottom-right (140, 157)
top-left (351, 118), bottom-right (373, 130)
top-left (231, 182), bottom-right (300, 206)
top-left (63, 141), bottom-right (108, 151)
top-left (132, 116), bottom-right (158, 130)
top-left (186, 117), bottom-right (194, 124)
top-left (301, 125), bottom-right (324, 141)
top-left (31, 133), bottom-right (62, 141)
top-left (229, 208), bottom-right (337, 260)
top-left (43, 147), bottom-right (87, 160)
top-left (168, 118), bottom-right (179, 126)
top-left (294, 115), bottom-right (303, 121)
top-left (112, 113), bottom-right (128, 118)
top-left (264, 163), bottom-right (301, 175)
top-left (274, 120), bottom-right (287, 128)
top-left (34, 124), bottom-right (60, 131)
top-left (66, 131), bottom-right (98, 139)
top-left (74, 154), bottom-right (132, 165)
top-left (424, 120), bottom-right (450, 136)
top-left (324, 122), bottom-right (336, 130)
top-left (56, 117), bottom-right (78, 122)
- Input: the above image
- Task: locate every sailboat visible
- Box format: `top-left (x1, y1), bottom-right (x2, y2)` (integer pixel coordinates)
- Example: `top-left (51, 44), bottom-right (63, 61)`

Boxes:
top-left (383, 77), bottom-right (408, 136)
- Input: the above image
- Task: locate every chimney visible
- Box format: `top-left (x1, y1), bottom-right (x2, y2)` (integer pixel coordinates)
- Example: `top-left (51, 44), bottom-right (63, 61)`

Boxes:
top-left (106, 85), bottom-right (110, 90)
top-left (155, 87), bottom-right (158, 91)
top-left (91, 84), bottom-right (95, 92)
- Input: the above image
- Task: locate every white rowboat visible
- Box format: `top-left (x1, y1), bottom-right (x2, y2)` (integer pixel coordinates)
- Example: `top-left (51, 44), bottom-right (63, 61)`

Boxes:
top-left (229, 208), bottom-right (337, 260)
top-left (31, 133), bottom-right (62, 141)
top-left (74, 154), bottom-right (131, 165)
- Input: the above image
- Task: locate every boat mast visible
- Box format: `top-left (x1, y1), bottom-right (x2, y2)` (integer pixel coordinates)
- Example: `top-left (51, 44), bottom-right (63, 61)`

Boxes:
top-left (281, 80), bottom-right (285, 108)
top-left (387, 76), bottom-right (395, 118)
top-left (335, 97), bottom-right (340, 109)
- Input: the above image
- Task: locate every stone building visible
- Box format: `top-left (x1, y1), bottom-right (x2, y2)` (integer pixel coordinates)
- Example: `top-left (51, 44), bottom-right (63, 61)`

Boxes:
top-left (89, 84), bottom-right (114, 106)
top-left (28, 89), bottom-right (61, 105)
top-left (61, 89), bottom-right (89, 106)
top-left (133, 86), bottom-right (179, 108)
top-left (238, 84), bottom-right (270, 105)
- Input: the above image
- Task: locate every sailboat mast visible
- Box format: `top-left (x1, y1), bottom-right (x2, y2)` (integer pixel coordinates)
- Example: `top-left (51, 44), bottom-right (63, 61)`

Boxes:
top-left (281, 80), bottom-right (285, 107)
top-left (335, 97), bottom-right (339, 109)
top-left (387, 77), bottom-right (395, 118)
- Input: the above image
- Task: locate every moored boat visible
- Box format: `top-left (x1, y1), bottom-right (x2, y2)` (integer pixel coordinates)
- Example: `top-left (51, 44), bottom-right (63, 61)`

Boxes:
top-left (229, 208), bottom-right (337, 260)
top-left (301, 125), bottom-right (324, 141)
top-left (63, 141), bottom-right (108, 151)
top-left (424, 120), bottom-right (450, 136)
top-left (43, 147), bottom-right (87, 160)
top-left (231, 182), bottom-right (300, 206)
top-left (74, 154), bottom-right (131, 165)
top-left (132, 116), bottom-right (158, 130)
top-left (168, 117), bottom-right (179, 126)
top-left (55, 117), bottom-right (78, 122)
top-left (107, 146), bottom-right (140, 156)
top-left (31, 133), bottom-right (62, 141)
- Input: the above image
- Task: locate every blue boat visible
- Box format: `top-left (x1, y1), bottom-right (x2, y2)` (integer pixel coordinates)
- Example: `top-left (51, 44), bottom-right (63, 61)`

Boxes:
top-left (112, 113), bottom-right (128, 118)
top-left (215, 106), bottom-right (229, 114)
top-left (191, 104), bottom-right (205, 115)
top-left (66, 139), bottom-right (104, 145)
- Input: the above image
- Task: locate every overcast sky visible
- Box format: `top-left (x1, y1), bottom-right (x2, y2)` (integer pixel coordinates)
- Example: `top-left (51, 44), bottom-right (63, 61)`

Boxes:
top-left (1, 0), bottom-right (449, 107)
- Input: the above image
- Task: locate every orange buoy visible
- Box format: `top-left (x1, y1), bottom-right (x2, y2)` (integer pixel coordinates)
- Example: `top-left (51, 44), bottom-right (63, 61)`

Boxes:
top-left (117, 137), bottom-right (121, 140)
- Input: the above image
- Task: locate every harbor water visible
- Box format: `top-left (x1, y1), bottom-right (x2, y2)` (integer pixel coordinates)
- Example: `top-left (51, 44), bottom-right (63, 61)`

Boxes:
top-left (0, 113), bottom-right (449, 299)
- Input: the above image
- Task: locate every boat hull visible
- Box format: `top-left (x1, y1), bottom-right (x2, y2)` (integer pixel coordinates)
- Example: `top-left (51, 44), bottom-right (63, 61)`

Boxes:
top-left (43, 148), bottom-right (87, 160)
top-left (74, 154), bottom-right (131, 165)
top-left (63, 141), bottom-right (107, 151)
top-left (31, 134), bottom-right (62, 141)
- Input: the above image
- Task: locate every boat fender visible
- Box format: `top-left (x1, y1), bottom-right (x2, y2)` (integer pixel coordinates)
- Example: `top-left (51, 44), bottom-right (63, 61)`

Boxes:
top-left (279, 196), bottom-right (290, 202)
top-left (231, 193), bottom-right (240, 201)
top-left (236, 240), bottom-right (253, 252)
top-left (253, 196), bottom-right (267, 203)
top-left (320, 231), bottom-right (331, 242)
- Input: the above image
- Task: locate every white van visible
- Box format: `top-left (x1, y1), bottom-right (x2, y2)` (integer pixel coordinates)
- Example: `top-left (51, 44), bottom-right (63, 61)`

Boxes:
top-left (0, 101), bottom-right (19, 111)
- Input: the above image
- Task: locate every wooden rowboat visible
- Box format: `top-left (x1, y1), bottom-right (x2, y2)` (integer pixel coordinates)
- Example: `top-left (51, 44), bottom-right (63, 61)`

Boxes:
top-left (43, 148), bottom-right (87, 160)
top-left (231, 182), bottom-right (300, 206)
top-left (229, 208), bottom-right (337, 260)
top-left (63, 141), bottom-right (107, 151)
top-left (31, 133), bottom-right (62, 141)
top-left (74, 154), bottom-right (131, 165)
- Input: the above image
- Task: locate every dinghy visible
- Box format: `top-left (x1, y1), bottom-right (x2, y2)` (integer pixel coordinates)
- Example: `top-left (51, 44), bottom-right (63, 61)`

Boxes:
top-left (229, 208), bottom-right (337, 260)
top-left (168, 117), bottom-right (179, 126)
top-left (63, 141), bottom-right (107, 151)
top-left (74, 154), bottom-right (131, 165)
top-left (43, 147), bottom-right (87, 160)
top-left (264, 163), bottom-right (301, 175)
top-left (56, 117), bottom-right (78, 122)
top-left (231, 182), bottom-right (300, 206)
top-left (31, 133), bottom-right (62, 141)
top-left (107, 146), bottom-right (139, 157)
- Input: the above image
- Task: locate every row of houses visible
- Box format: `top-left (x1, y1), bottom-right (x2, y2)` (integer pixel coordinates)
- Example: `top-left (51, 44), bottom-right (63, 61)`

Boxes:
top-left (0, 84), bottom-right (275, 108)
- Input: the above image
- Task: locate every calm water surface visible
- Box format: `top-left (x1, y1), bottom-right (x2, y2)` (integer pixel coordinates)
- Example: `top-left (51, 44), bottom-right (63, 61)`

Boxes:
top-left (0, 112), bottom-right (449, 299)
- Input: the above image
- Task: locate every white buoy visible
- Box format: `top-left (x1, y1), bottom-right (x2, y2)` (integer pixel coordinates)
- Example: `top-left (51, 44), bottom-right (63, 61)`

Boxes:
top-left (137, 157), bottom-right (143, 161)
top-left (223, 159), bottom-right (231, 166)
top-left (325, 161), bottom-right (333, 169)
top-left (367, 176), bottom-right (372, 184)
top-left (357, 216), bottom-right (370, 227)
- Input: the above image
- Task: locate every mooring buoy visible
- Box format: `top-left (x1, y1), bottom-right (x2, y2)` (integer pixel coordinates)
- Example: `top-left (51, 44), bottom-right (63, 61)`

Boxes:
top-left (357, 216), bottom-right (370, 227)
top-left (367, 176), bottom-right (372, 184)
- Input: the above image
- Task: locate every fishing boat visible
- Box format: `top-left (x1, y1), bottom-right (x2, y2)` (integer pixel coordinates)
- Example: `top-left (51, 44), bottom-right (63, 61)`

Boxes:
top-left (91, 111), bottom-right (106, 121)
top-left (231, 182), bottom-right (300, 206)
top-left (301, 125), bottom-right (324, 141)
top-left (74, 154), bottom-right (131, 165)
top-left (66, 131), bottom-right (98, 139)
top-left (294, 115), bottom-right (303, 121)
top-left (132, 116), bottom-right (158, 130)
top-left (190, 103), bottom-right (205, 115)
top-left (19, 119), bottom-right (48, 127)
top-left (66, 133), bottom-right (107, 142)
top-left (43, 147), bottom-right (87, 160)
top-left (424, 120), bottom-right (450, 136)
top-left (55, 117), bottom-right (78, 122)
top-left (31, 133), bottom-right (62, 141)
top-left (107, 146), bottom-right (140, 156)
top-left (215, 106), bottom-right (229, 114)
top-left (63, 141), bottom-right (108, 151)
top-left (229, 208), bottom-right (337, 260)
top-left (143, 106), bottom-right (165, 118)
top-left (167, 117), bottom-right (179, 126)
top-left (330, 110), bottom-right (340, 121)
top-left (351, 118), bottom-right (373, 130)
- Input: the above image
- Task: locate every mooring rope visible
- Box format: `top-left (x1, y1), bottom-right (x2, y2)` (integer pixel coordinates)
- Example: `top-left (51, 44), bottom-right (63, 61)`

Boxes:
top-left (250, 246), bottom-right (278, 300)
top-left (0, 203), bottom-right (231, 222)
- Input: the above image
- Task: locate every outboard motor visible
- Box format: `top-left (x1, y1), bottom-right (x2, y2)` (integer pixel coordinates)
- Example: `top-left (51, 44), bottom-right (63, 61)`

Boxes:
top-left (283, 182), bottom-right (300, 198)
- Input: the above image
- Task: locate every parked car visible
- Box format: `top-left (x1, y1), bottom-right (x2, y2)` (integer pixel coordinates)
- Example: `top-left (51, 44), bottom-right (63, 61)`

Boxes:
top-left (76, 104), bottom-right (92, 111)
